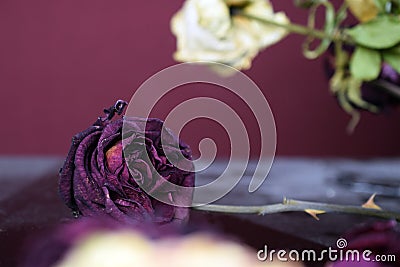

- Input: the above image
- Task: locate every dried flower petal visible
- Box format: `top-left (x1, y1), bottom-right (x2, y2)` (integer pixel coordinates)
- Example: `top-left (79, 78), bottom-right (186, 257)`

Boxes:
top-left (345, 0), bottom-right (379, 23)
top-left (171, 0), bottom-right (289, 73)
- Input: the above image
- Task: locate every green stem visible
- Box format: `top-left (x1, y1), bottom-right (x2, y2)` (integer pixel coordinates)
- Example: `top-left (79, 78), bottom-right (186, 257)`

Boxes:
top-left (238, 12), bottom-right (354, 45)
top-left (194, 198), bottom-right (400, 221)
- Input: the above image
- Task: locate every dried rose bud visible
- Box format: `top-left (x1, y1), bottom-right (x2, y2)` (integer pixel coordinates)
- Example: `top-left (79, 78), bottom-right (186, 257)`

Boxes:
top-left (362, 64), bottom-right (400, 110)
top-left (59, 100), bottom-right (195, 224)
top-left (325, 46), bottom-right (400, 111)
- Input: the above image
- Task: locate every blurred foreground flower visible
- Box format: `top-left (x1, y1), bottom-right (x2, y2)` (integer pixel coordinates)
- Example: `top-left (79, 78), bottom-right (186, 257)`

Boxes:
top-left (20, 218), bottom-right (303, 267)
top-left (59, 100), bottom-right (195, 224)
top-left (327, 220), bottom-right (400, 267)
top-left (171, 0), bottom-right (289, 72)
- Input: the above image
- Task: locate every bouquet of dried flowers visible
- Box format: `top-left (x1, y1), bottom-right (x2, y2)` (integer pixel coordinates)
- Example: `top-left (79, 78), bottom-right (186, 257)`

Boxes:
top-left (171, 0), bottom-right (400, 130)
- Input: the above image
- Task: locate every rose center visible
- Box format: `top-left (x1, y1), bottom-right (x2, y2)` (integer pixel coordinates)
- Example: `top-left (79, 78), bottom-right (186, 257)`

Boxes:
top-left (105, 140), bottom-right (124, 173)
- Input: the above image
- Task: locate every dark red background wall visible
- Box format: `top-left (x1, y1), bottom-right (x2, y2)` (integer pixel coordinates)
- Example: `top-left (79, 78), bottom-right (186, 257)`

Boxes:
top-left (1, 0), bottom-right (399, 157)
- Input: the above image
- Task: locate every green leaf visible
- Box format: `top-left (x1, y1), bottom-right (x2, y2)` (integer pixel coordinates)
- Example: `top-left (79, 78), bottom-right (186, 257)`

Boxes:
top-left (346, 15), bottom-right (400, 49)
top-left (329, 69), bottom-right (345, 93)
top-left (350, 46), bottom-right (381, 80)
top-left (336, 88), bottom-right (361, 133)
top-left (347, 77), bottom-right (378, 112)
top-left (337, 87), bottom-right (355, 114)
top-left (382, 46), bottom-right (400, 73)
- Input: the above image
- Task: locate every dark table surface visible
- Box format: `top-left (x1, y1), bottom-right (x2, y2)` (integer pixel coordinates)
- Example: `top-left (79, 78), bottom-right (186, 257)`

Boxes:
top-left (0, 157), bottom-right (399, 267)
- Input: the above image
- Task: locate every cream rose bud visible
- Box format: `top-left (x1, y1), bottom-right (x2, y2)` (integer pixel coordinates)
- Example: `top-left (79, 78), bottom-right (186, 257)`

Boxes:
top-left (171, 0), bottom-right (289, 72)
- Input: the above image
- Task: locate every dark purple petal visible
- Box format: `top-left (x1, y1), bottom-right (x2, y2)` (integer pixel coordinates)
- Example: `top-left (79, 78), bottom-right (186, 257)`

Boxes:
top-left (59, 125), bottom-right (103, 211)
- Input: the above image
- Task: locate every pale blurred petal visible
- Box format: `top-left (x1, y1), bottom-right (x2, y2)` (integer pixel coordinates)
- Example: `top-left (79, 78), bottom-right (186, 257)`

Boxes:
top-left (345, 0), bottom-right (379, 22)
top-left (171, 0), bottom-right (290, 73)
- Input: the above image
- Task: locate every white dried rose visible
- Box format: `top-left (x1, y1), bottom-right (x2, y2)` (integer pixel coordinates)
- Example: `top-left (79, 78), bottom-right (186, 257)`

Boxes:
top-left (171, 0), bottom-right (289, 72)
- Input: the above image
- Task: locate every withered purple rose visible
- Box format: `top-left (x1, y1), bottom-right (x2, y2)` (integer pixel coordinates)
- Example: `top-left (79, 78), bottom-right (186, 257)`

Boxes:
top-left (327, 220), bottom-right (400, 267)
top-left (59, 100), bottom-right (195, 224)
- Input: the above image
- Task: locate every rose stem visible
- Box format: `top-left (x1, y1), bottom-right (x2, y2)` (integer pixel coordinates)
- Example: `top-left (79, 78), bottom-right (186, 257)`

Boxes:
top-left (194, 198), bottom-right (400, 221)
top-left (238, 12), bottom-right (354, 45)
